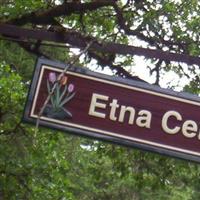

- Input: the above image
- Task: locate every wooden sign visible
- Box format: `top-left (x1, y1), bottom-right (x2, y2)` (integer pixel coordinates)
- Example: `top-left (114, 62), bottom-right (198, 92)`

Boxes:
top-left (24, 58), bottom-right (200, 163)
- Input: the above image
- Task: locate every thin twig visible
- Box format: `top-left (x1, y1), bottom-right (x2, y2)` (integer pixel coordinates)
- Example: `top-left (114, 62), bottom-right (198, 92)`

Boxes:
top-left (35, 40), bottom-right (94, 134)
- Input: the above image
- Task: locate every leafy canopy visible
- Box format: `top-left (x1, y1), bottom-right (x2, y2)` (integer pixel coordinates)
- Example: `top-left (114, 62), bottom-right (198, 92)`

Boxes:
top-left (1, 0), bottom-right (200, 199)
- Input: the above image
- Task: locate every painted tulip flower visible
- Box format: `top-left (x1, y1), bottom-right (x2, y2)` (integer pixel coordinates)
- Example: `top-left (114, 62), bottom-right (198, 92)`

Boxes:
top-left (68, 83), bottom-right (74, 93)
top-left (60, 75), bottom-right (68, 85)
top-left (49, 72), bottom-right (56, 83)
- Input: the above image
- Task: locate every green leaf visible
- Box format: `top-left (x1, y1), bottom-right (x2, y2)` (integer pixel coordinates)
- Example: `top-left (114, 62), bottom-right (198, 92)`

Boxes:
top-left (60, 92), bottom-right (75, 107)
top-left (59, 85), bottom-right (68, 103)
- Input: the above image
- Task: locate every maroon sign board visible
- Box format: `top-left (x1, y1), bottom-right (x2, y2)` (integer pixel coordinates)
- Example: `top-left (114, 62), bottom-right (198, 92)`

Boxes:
top-left (23, 58), bottom-right (200, 163)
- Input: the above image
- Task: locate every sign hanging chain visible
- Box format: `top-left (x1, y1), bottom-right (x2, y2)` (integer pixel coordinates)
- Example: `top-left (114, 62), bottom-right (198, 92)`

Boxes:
top-left (35, 41), bottom-right (94, 134)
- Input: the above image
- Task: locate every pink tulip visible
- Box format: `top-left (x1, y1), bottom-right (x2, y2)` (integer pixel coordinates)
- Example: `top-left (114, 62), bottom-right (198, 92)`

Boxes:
top-left (49, 72), bottom-right (56, 83)
top-left (68, 84), bottom-right (74, 93)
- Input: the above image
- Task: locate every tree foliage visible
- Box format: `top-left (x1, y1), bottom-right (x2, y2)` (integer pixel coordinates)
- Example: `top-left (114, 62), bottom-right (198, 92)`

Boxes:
top-left (1, 0), bottom-right (200, 199)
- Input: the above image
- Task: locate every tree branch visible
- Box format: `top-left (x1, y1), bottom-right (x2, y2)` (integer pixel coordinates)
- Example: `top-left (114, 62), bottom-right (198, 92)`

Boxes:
top-left (6, 1), bottom-right (115, 26)
top-left (0, 24), bottom-right (200, 66)
top-left (112, 3), bottom-right (188, 50)
top-left (88, 50), bottom-right (145, 82)
top-left (18, 41), bottom-right (50, 58)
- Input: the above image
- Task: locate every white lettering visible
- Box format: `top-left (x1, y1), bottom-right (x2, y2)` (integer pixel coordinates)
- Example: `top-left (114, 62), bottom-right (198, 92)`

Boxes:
top-left (118, 105), bottom-right (135, 124)
top-left (162, 111), bottom-right (182, 134)
top-left (88, 93), bottom-right (108, 118)
top-left (109, 99), bottom-right (119, 121)
top-left (182, 120), bottom-right (197, 138)
top-left (136, 110), bottom-right (152, 128)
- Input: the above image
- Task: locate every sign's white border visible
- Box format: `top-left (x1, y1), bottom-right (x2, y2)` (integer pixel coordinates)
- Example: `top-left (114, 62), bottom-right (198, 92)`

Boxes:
top-left (30, 65), bottom-right (200, 157)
